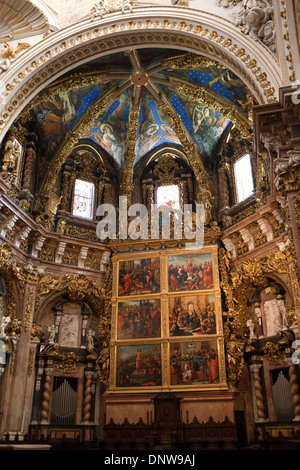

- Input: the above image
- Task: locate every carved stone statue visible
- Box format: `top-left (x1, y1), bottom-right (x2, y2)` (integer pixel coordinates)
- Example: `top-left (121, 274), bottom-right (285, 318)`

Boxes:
top-left (276, 294), bottom-right (289, 329)
top-left (221, 0), bottom-right (277, 53)
top-left (0, 315), bottom-right (10, 337)
top-left (263, 298), bottom-right (283, 337)
top-left (48, 324), bottom-right (56, 343)
top-left (254, 303), bottom-right (264, 337)
top-left (90, 0), bottom-right (132, 20)
top-left (87, 329), bottom-right (95, 350)
top-left (2, 139), bottom-right (16, 170)
top-left (0, 42), bottom-right (31, 74)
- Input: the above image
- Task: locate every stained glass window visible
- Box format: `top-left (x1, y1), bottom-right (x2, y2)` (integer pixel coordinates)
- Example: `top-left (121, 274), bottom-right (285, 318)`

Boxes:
top-left (157, 184), bottom-right (180, 210)
top-left (234, 154), bottom-right (254, 203)
top-left (72, 179), bottom-right (95, 220)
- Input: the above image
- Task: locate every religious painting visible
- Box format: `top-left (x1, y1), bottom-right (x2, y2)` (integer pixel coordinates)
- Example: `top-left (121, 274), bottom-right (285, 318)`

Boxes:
top-left (118, 257), bottom-right (160, 296)
top-left (134, 98), bottom-right (181, 165)
top-left (168, 252), bottom-right (213, 292)
top-left (32, 85), bottom-right (99, 157)
top-left (116, 344), bottom-right (162, 388)
top-left (169, 340), bottom-right (219, 386)
top-left (117, 299), bottom-right (161, 340)
top-left (169, 294), bottom-right (216, 337)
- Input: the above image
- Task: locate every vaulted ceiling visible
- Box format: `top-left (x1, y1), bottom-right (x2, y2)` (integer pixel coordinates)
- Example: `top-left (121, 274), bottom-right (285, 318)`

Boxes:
top-left (26, 47), bottom-right (254, 192)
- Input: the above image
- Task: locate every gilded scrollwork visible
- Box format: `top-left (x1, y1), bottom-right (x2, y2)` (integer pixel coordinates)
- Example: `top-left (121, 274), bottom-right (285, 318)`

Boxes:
top-left (59, 351), bottom-right (80, 372)
top-left (263, 342), bottom-right (282, 364)
top-left (225, 331), bottom-right (245, 390)
top-left (219, 245), bottom-right (297, 387)
top-left (96, 260), bottom-right (112, 383)
top-left (38, 272), bottom-right (104, 302)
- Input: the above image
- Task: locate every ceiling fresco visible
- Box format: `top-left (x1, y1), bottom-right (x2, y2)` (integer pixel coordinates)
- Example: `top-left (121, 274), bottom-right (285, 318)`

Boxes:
top-left (29, 48), bottom-right (253, 175)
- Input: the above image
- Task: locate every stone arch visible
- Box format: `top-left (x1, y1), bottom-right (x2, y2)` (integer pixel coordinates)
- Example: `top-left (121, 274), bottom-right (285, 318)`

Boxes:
top-left (0, 7), bottom-right (283, 141)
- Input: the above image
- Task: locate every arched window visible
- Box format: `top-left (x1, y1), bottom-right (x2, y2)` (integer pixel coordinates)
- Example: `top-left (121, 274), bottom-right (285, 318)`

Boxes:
top-left (234, 153), bottom-right (254, 203)
top-left (157, 184), bottom-right (180, 210)
top-left (72, 179), bottom-right (95, 220)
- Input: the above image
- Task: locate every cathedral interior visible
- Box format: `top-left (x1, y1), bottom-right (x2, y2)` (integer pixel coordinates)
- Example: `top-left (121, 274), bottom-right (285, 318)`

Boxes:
top-left (0, 0), bottom-right (300, 452)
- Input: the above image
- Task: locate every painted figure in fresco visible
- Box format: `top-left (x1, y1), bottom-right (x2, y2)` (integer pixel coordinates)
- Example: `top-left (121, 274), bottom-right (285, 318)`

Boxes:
top-left (169, 270), bottom-right (180, 291)
top-left (34, 87), bottom-right (94, 156)
top-left (193, 106), bottom-right (216, 133)
top-left (160, 123), bottom-right (181, 144)
top-left (136, 123), bottom-right (161, 157)
top-left (99, 123), bottom-right (125, 167)
top-left (150, 304), bottom-right (160, 336)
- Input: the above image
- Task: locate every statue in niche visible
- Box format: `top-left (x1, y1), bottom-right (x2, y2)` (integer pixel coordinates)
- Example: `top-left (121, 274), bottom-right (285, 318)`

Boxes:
top-left (48, 324), bottom-right (56, 344)
top-left (246, 318), bottom-right (255, 339)
top-left (262, 287), bottom-right (286, 337)
top-left (254, 302), bottom-right (264, 337)
top-left (276, 294), bottom-right (289, 329)
top-left (2, 140), bottom-right (16, 170)
top-left (87, 329), bottom-right (95, 350)
top-left (0, 315), bottom-right (10, 337)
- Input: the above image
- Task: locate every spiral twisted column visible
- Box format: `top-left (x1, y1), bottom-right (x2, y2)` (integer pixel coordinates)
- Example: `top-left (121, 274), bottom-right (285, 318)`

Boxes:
top-left (251, 363), bottom-right (266, 421)
top-left (41, 367), bottom-right (53, 424)
top-left (82, 371), bottom-right (93, 423)
top-left (288, 361), bottom-right (300, 421)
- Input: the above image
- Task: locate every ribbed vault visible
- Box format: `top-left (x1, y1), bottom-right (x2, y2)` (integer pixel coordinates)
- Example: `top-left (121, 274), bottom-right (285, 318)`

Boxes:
top-left (25, 48), bottom-right (254, 206)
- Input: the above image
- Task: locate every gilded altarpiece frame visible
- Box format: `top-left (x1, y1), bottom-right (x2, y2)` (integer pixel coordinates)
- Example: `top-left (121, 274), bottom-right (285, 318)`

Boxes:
top-left (107, 246), bottom-right (227, 393)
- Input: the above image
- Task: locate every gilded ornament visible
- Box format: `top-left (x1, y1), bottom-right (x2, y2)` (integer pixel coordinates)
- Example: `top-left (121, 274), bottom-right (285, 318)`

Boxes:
top-left (59, 352), bottom-right (80, 372)
top-left (225, 332), bottom-right (244, 389)
top-left (263, 342), bottom-right (282, 363)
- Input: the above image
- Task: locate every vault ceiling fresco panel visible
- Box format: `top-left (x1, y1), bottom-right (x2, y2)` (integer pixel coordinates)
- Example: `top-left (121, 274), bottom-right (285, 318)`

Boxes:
top-left (28, 49), bottom-right (253, 173)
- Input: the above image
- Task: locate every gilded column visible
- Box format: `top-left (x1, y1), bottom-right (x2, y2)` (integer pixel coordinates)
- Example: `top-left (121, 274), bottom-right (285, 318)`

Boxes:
top-left (250, 363), bottom-right (266, 421)
top-left (82, 370), bottom-right (93, 423)
top-left (59, 170), bottom-right (71, 212)
top-left (147, 184), bottom-right (154, 212)
top-left (218, 164), bottom-right (230, 211)
top-left (274, 150), bottom-right (300, 278)
top-left (41, 366), bottom-right (53, 424)
top-left (120, 103), bottom-right (140, 207)
top-left (6, 274), bottom-right (39, 436)
top-left (288, 360), bottom-right (300, 421)
top-left (22, 145), bottom-right (36, 193)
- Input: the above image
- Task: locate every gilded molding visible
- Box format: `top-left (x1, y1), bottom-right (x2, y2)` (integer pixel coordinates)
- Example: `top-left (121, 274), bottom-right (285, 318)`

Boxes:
top-left (120, 102), bottom-right (141, 201)
top-left (38, 272), bottom-right (104, 302)
top-left (0, 9), bottom-right (280, 142)
top-left (37, 87), bottom-right (116, 202)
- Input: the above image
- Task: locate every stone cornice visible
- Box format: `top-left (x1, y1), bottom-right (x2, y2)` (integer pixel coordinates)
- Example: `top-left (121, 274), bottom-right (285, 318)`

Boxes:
top-left (0, 177), bottom-right (110, 275)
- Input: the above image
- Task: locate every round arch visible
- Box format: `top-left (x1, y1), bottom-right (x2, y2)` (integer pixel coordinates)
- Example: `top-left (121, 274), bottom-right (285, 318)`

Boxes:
top-left (0, 6), bottom-right (283, 141)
